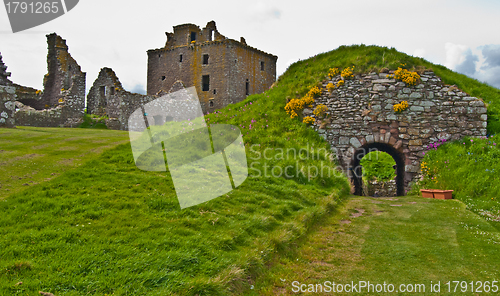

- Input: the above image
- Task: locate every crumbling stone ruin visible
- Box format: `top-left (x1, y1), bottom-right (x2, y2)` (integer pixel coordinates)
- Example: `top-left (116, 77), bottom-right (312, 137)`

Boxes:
top-left (11, 33), bottom-right (86, 127)
top-left (147, 21), bottom-right (277, 113)
top-left (310, 70), bottom-right (487, 195)
top-left (86, 67), bottom-right (157, 130)
top-left (0, 53), bottom-right (16, 127)
top-left (86, 21), bottom-right (278, 130)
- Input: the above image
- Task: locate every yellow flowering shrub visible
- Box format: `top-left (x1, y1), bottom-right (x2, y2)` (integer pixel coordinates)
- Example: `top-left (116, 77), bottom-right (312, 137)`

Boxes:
top-left (313, 104), bottom-right (328, 118)
top-left (393, 101), bottom-right (409, 113)
top-left (327, 82), bottom-right (335, 92)
top-left (308, 86), bottom-right (322, 98)
top-left (303, 116), bottom-right (315, 125)
top-left (58, 98), bottom-right (64, 103)
top-left (328, 67), bottom-right (339, 79)
top-left (336, 80), bottom-right (345, 88)
top-left (35, 90), bottom-right (42, 95)
top-left (284, 86), bottom-right (321, 118)
top-left (341, 66), bottom-right (355, 79)
top-left (285, 98), bottom-right (304, 118)
top-left (394, 67), bottom-right (420, 86)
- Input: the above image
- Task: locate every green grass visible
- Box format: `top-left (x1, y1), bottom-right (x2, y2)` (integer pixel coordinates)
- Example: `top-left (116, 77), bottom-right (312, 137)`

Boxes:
top-left (0, 127), bottom-right (129, 199)
top-left (411, 135), bottom-right (500, 228)
top-left (360, 151), bottom-right (396, 182)
top-left (0, 49), bottom-right (353, 294)
top-left (0, 142), bottom-right (348, 295)
top-left (247, 196), bottom-right (500, 295)
top-left (2, 44), bottom-right (500, 295)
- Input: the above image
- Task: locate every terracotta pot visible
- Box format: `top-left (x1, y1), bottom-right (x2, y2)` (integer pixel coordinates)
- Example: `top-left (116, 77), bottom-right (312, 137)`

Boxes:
top-left (433, 190), bottom-right (453, 200)
top-left (420, 189), bottom-right (434, 198)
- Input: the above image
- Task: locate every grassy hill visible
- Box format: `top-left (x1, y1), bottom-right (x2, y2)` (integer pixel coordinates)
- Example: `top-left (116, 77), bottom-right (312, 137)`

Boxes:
top-left (411, 134), bottom-right (500, 228)
top-left (1, 44), bottom-right (500, 295)
top-left (280, 44), bottom-right (500, 134)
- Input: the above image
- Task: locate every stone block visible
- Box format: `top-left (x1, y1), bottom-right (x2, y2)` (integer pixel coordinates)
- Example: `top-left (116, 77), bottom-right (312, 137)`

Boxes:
top-left (409, 139), bottom-right (422, 146)
top-left (366, 134), bottom-right (374, 143)
top-left (339, 137), bottom-right (349, 145)
top-left (389, 136), bottom-right (397, 145)
top-left (408, 128), bottom-right (419, 135)
top-left (350, 137), bottom-right (362, 148)
top-left (394, 140), bottom-right (403, 150)
top-left (384, 132), bottom-right (391, 143)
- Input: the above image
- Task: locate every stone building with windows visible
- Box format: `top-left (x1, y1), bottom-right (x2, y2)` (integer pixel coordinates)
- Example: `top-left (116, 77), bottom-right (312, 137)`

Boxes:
top-left (146, 21), bottom-right (277, 113)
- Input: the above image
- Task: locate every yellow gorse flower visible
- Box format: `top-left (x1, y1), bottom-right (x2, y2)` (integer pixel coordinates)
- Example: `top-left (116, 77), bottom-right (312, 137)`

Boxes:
top-left (308, 86), bottom-right (322, 98)
top-left (393, 101), bottom-right (409, 113)
top-left (328, 67), bottom-right (339, 79)
top-left (341, 66), bottom-right (355, 79)
top-left (393, 67), bottom-right (420, 86)
top-left (327, 82), bottom-right (335, 92)
top-left (303, 116), bottom-right (315, 125)
top-left (336, 80), bottom-right (345, 88)
top-left (284, 86), bottom-right (322, 118)
top-left (313, 104), bottom-right (328, 118)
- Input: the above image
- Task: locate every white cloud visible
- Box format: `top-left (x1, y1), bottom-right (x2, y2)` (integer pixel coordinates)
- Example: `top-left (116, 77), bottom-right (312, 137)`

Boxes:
top-left (444, 42), bottom-right (469, 70)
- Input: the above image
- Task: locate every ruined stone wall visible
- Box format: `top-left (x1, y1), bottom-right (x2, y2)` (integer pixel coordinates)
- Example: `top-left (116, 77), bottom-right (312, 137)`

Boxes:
top-left (148, 21), bottom-right (277, 114)
top-left (87, 67), bottom-right (156, 130)
top-left (0, 53), bottom-right (16, 127)
top-left (310, 70), bottom-right (487, 193)
top-left (0, 85), bottom-right (16, 128)
top-left (15, 33), bottom-right (86, 127)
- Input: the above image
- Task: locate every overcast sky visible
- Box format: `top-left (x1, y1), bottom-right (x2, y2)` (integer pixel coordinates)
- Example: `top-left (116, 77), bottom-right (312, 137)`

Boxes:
top-left (1, 0), bottom-right (499, 94)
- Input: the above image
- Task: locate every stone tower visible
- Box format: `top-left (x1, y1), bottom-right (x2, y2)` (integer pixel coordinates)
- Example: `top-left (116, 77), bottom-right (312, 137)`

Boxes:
top-left (147, 21), bottom-right (277, 113)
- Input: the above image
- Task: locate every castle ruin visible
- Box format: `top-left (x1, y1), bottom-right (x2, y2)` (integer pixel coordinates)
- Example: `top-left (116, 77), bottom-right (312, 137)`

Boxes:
top-left (85, 21), bottom-right (278, 130)
top-left (147, 21), bottom-right (277, 113)
top-left (0, 53), bottom-right (16, 128)
top-left (2, 33), bottom-right (86, 128)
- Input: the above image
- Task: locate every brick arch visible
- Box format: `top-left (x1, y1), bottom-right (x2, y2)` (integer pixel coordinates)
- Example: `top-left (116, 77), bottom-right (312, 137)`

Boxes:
top-left (312, 70), bottom-right (487, 195)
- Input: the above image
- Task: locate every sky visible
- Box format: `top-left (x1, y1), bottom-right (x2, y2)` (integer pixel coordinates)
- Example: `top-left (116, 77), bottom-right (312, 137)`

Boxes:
top-left (1, 0), bottom-right (499, 95)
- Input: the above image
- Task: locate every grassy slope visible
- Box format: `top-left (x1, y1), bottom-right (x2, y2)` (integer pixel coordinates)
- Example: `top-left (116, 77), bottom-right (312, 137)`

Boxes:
top-left (411, 135), bottom-right (500, 229)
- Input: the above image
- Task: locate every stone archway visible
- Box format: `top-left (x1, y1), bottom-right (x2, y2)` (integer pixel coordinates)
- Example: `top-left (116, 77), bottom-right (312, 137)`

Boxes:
top-left (310, 70), bottom-right (487, 195)
top-left (350, 142), bottom-right (405, 196)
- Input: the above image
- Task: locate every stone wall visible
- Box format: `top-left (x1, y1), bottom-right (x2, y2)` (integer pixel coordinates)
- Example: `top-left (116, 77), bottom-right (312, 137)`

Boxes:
top-left (14, 33), bottom-right (86, 127)
top-left (0, 53), bottom-right (16, 128)
top-left (0, 85), bottom-right (16, 128)
top-left (147, 21), bottom-right (277, 114)
top-left (310, 70), bottom-right (487, 194)
top-left (365, 179), bottom-right (397, 197)
top-left (87, 67), bottom-right (157, 130)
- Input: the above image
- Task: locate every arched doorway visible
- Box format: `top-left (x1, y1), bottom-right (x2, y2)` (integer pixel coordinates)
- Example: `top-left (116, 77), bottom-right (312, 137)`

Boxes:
top-left (350, 142), bottom-right (405, 196)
